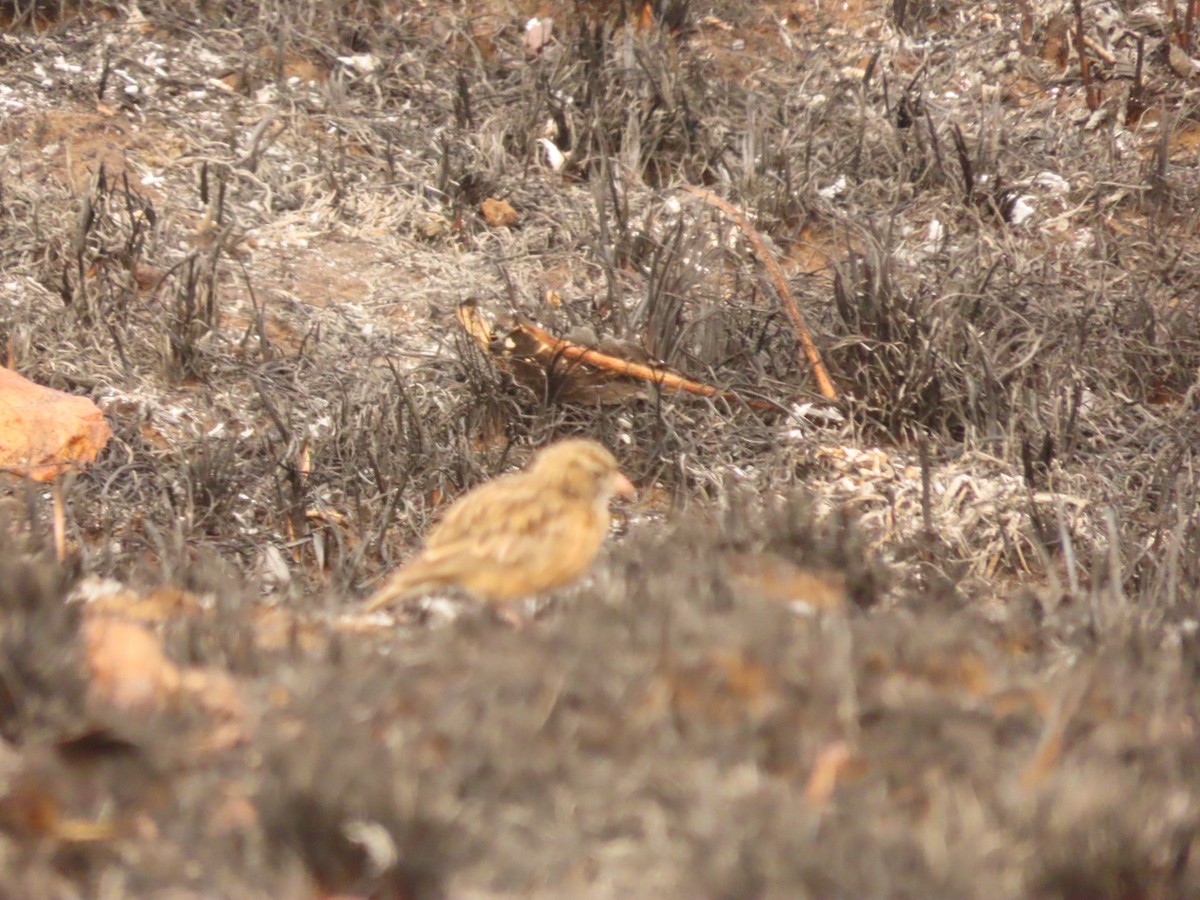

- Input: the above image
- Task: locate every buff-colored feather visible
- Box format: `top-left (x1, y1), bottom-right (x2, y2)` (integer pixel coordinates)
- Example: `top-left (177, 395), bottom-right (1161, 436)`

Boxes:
top-left (364, 439), bottom-right (634, 612)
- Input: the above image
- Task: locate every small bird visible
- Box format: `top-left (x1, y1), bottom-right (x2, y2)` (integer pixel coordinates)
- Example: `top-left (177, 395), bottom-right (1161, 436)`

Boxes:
top-left (364, 438), bottom-right (635, 614)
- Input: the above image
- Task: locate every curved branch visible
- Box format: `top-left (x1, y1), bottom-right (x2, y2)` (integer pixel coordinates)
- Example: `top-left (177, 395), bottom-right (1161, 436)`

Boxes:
top-left (678, 185), bottom-right (839, 401)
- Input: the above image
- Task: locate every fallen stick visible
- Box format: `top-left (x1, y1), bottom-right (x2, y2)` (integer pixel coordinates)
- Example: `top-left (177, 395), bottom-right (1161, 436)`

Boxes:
top-left (456, 303), bottom-right (785, 412)
top-left (678, 185), bottom-right (839, 401)
top-left (518, 320), bottom-right (785, 411)
top-left (1082, 34), bottom-right (1116, 66)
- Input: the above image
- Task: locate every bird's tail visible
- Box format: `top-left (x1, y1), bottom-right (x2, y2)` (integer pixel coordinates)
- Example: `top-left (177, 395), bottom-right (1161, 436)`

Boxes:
top-left (363, 563), bottom-right (451, 612)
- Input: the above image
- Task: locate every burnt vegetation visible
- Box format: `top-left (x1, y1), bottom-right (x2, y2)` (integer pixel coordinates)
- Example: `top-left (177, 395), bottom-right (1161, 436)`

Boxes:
top-left (1, 0), bottom-right (1200, 896)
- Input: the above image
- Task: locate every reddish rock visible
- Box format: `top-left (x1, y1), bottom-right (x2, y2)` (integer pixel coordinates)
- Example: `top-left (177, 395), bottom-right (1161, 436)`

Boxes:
top-left (84, 614), bottom-right (249, 746)
top-left (0, 367), bottom-right (111, 481)
top-left (84, 616), bottom-right (181, 711)
top-left (480, 196), bottom-right (518, 227)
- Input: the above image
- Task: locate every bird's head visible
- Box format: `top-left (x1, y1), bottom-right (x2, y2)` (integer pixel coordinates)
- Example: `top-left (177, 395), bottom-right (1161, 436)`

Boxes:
top-left (530, 438), bottom-right (636, 503)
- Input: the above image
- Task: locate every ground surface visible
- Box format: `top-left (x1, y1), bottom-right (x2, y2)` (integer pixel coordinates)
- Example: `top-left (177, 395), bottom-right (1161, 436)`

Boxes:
top-left (3, 0), bottom-right (1200, 897)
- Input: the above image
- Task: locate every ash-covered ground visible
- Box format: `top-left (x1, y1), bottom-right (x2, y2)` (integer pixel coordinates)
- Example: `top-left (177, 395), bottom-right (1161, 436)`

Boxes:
top-left (2, 1), bottom-right (1200, 897)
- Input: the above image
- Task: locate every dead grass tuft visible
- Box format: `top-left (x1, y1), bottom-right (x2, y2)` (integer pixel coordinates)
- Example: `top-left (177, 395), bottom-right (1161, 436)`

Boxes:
top-left (2, 0), bottom-right (1200, 895)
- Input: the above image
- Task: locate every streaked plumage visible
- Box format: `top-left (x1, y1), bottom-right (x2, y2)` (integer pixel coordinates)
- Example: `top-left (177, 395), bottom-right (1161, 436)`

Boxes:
top-left (364, 439), bottom-right (634, 612)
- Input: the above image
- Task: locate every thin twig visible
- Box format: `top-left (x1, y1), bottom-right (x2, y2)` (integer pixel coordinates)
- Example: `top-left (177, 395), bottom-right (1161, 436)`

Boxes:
top-left (677, 185), bottom-right (839, 401)
top-left (1019, 660), bottom-right (1094, 794)
top-left (1072, 0), bottom-right (1100, 111)
top-left (1082, 35), bottom-right (1116, 66)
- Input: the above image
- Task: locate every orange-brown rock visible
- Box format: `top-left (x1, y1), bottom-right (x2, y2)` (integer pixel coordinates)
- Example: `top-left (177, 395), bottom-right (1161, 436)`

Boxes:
top-left (83, 615), bottom-right (247, 734)
top-left (84, 617), bottom-right (181, 711)
top-left (0, 367), bottom-right (111, 481)
top-left (481, 197), bottom-right (518, 227)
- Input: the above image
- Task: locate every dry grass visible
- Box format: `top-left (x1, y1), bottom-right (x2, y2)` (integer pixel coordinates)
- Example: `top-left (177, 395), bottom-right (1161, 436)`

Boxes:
top-left (1, 0), bottom-right (1200, 896)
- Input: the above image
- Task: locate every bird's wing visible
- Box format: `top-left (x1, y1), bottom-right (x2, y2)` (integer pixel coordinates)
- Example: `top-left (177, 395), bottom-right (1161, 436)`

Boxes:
top-left (421, 473), bottom-right (532, 553)
top-left (422, 479), bottom-right (575, 568)
top-left (364, 476), bottom-right (536, 612)
top-left (366, 468), bottom-right (611, 610)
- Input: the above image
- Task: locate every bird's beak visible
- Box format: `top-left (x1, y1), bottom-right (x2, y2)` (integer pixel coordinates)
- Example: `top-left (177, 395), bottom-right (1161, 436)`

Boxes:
top-left (611, 471), bottom-right (636, 499)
